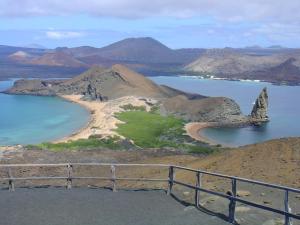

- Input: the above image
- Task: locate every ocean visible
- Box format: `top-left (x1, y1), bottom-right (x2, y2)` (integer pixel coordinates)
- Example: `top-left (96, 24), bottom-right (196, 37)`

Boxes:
top-left (0, 80), bottom-right (90, 146)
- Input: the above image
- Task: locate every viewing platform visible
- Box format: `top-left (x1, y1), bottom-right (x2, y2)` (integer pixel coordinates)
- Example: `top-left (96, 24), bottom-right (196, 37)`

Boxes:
top-left (0, 163), bottom-right (299, 225)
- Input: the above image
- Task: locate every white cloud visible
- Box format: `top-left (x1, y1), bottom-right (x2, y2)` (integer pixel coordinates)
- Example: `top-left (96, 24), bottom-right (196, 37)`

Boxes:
top-left (246, 23), bottom-right (300, 41)
top-left (0, 0), bottom-right (299, 23)
top-left (45, 31), bottom-right (85, 39)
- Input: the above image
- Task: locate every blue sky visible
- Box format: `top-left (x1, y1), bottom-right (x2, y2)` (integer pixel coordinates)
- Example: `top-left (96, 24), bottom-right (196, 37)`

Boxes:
top-left (0, 0), bottom-right (300, 49)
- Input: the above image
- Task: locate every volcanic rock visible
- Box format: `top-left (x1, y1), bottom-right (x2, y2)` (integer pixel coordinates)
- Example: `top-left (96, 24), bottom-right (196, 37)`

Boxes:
top-left (251, 87), bottom-right (269, 123)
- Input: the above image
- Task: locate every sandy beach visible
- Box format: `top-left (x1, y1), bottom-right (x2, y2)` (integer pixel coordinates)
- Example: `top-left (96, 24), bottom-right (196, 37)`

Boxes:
top-left (57, 95), bottom-right (222, 146)
top-left (185, 122), bottom-right (220, 146)
top-left (57, 95), bottom-right (153, 142)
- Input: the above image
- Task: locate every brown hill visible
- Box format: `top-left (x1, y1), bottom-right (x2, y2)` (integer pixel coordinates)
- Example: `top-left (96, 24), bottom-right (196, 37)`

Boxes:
top-left (244, 58), bottom-right (300, 84)
top-left (137, 137), bottom-right (300, 188)
top-left (96, 37), bottom-right (176, 63)
top-left (5, 64), bottom-right (185, 99)
top-left (185, 49), bottom-right (283, 76)
top-left (89, 137), bottom-right (298, 195)
top-left (55, 46), bottom-right (99, 58)
top-left (57, 64), bottom-right (175, 100)
top-left (59, 37), bottom-right (203, 67)
top-left (29, 51), bottom-right (88, 68)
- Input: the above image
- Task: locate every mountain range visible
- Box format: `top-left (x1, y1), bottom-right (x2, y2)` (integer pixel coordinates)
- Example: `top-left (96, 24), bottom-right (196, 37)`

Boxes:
top-left (1, 37), bottom-right (300, 84)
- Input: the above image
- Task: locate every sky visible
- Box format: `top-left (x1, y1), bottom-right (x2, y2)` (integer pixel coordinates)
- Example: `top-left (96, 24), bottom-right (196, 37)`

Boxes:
top-left (0, 0), bottom-right (300, 49)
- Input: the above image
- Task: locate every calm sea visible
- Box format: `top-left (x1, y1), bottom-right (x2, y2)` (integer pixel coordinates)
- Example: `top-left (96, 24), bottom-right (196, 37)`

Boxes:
top-left (0, 80), bottom-right (89, 146)
top-left (150, 76), bottom-right (300, 147)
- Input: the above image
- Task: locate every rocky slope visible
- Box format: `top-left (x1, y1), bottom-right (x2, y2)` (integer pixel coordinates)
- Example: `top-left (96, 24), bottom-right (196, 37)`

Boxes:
top-left (29, 51), bottom-right (89, 68)
top-left (185, 48), bottom-right (283, 75)
top-left (185, 48), bottom-right (300, 84)
top-left (161, 94), bottom-right (245, 123)
top-left (4, 64), bottom-right (253, 124)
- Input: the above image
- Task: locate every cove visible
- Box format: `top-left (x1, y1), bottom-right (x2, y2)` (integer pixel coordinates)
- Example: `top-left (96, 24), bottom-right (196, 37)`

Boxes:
top-left (0, 80), bottom-right (90, 146)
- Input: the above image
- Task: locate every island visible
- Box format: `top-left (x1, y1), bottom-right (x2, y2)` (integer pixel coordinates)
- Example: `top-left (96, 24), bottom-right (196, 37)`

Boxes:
top-left (4, 64), bottom-right (268, 148)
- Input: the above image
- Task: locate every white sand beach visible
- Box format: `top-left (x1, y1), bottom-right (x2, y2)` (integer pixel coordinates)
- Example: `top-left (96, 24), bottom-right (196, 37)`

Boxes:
top-left (57, 95), bottom-right (153, 142)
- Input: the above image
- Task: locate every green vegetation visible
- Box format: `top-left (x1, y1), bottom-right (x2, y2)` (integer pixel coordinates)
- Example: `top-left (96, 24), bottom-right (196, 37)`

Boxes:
top-left (186, 145), bottom-right (216, 154)
top-left (27, 136), bottom-right (124, 151)
top-left (27, 106), bottom-right (215, 154)
top-left (120, 104), bottom-right (146, 111)
top-left (115, 110), bottom-right (183, 148)
top-left (149, 105), bottom-right (160, 114)
top-left (115, 110), bottom-right (214, 154)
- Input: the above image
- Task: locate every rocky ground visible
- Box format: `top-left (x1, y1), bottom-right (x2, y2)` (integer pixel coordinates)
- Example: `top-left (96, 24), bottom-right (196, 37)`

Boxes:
top-left (1, 137), bottom-right (299, 224)
top-left (1, 137), bottom-right (299, 187)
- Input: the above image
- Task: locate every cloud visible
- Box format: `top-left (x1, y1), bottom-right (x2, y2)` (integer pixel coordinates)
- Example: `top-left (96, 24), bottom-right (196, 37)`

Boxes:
top-left (0, 0), bottom-right (299, 23)
top-left (45, 30), bottom-right (85, 39)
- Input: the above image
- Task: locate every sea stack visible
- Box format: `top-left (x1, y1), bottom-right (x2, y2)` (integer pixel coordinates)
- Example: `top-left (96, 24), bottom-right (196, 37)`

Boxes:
top-left (251, 87), bottom-right (269, 124)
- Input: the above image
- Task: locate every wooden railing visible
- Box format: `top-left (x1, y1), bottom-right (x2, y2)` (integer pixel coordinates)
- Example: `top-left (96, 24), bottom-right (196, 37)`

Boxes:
top-left (0, 163), bottom-right (299, 225)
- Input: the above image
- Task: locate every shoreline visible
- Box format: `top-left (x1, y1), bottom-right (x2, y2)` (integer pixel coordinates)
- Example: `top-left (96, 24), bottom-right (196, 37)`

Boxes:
top-left (56, 95), bottom-right (152, 143)
top-left (185, 122), bottom-right (236, 148)
top-left (185, 122), bottom-right (220, 146)
top-left (178, 74), bottom-right (300, 86)
top-left (57, 95), bottom-right (97, 142)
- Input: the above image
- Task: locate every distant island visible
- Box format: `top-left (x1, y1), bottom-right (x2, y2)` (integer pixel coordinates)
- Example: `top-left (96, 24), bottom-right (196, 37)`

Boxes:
top-left (1, 37), bottom-right (300, 85)
top-left (185, 48), bottom-right (300, 85)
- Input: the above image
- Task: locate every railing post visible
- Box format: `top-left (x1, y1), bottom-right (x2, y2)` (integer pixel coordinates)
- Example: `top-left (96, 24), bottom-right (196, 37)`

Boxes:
top-left (195, 172), bottom-right (202, 208)
top-left (111, 165), bottom-right (117, 192)
top-left (167, 166), bottom-right (174, 195)
top-left (284, 190), bottom-right (292, 225)
top-left (7, 168), bottom-right (15, 192)
top-left (67, 164), bottom-right (73, 189)
top-left (229, 178), bottom-right (237, 224)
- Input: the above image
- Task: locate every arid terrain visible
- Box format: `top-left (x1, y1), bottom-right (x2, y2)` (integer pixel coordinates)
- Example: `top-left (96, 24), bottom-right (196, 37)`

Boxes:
top-left (1, 137), bottom-right (299, 189)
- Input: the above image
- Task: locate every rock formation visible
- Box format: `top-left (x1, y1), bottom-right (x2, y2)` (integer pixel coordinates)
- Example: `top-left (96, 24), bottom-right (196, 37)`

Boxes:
top-left (251, 87), bottom-right (269, 123)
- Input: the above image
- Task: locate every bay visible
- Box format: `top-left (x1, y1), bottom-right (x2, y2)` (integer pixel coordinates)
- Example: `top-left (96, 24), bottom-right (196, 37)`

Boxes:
top-left (0, 80), bottom-right (89, 146)
top-left (151, 76), bottom-right (300, 146)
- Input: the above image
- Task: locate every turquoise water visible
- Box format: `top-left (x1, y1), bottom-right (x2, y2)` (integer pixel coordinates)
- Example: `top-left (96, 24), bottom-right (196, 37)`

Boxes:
top-left (0, 80), bottom-right (90, 146)
top-left (151, 76), bottom-right (300, 146)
